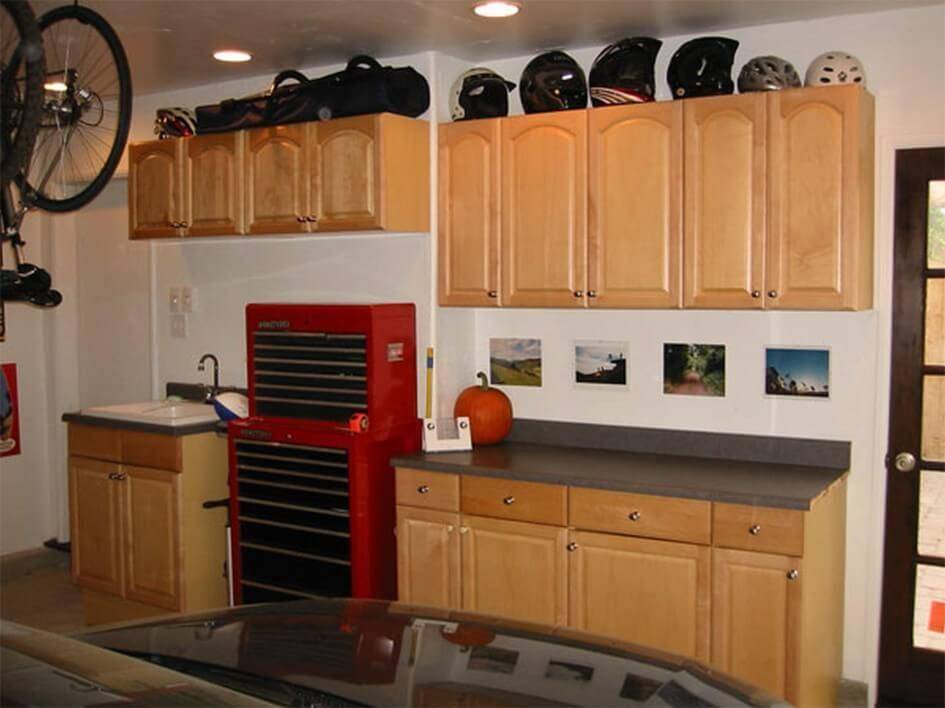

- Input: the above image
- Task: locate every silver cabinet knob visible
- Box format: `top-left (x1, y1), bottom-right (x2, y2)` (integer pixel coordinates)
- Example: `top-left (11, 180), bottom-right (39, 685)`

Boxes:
top-left (503, 496), bottom-right (516, 505)
top-left (307, 216), bottom-right (318, 222)
top-left (628, 511), bottom-right (641, 521)
top-left (574, 291), bottom-right (584, 298)
top-left (296, 216), bottom-right (307, 222)
top-left (768, 290), bottom-right (778, 298)
top-left (894, 452), bottom-right (917, 473)
top-left (566, 542), bottom-right (579, 552)
top-left (787, 569), bottom-right (799, 581)
top-left (749, 524), bottom-right (761, 535)
top-left (587, 291), bottom-right (597, 298)
top-left (417, 485), bottom-right (430, 494)
top-left (459, 526), bottom-right (469, 534)
top-left (751, 290), bottom-right (761, 298)
top-left (447, 525), bottom-right (455, 533)
top-left (487, 290), bottom-right (497, 298)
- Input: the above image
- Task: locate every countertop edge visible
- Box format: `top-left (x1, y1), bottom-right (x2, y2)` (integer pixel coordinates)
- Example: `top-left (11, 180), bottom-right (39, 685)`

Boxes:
top-left (62, 412), bottom-right (222, 437)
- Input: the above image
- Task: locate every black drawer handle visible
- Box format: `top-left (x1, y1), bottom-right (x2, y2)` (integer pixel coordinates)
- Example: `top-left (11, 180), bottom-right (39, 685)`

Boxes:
top-left (202, 498), bottom-right (229, 510)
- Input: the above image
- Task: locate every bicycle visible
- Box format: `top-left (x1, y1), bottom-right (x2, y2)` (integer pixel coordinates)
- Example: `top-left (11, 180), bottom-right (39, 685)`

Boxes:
top-left (1, 0), bottom-right (132, 339)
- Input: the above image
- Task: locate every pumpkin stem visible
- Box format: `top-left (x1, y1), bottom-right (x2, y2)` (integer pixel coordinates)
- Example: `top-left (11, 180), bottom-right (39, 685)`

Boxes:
top-left (476, 371), bottom-right (489, 390)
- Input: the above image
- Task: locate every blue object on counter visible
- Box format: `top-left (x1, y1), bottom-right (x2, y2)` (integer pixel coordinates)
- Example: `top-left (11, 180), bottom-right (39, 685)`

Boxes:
top-left (212, 392), bottom-right (248, 421)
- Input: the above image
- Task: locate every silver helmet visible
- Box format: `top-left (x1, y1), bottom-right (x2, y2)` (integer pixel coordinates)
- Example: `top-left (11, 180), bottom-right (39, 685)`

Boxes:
top-left (737, 56), bottom-right (801, 92)
top-left (805, 51), bottom-right (866, 87)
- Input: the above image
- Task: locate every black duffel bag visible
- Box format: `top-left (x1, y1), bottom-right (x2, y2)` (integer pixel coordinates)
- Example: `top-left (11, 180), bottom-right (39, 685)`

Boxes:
top-left (195, 56), bottom-right (429, 134)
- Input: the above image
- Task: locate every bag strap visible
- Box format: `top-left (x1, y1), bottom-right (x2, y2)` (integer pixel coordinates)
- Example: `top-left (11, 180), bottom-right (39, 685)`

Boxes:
top-left (345, 55), bottom-right (383, 72)
top-left (268, 69), bottom-right (309, 96)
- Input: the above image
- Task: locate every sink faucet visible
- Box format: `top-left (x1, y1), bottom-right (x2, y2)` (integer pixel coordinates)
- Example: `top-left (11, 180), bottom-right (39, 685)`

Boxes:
top-left (197, 354), bottom-right (220, 401)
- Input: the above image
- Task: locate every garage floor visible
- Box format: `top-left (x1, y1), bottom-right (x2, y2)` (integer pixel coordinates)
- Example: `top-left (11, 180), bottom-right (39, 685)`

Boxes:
top-left (0, 548), bottom-right (84, 634)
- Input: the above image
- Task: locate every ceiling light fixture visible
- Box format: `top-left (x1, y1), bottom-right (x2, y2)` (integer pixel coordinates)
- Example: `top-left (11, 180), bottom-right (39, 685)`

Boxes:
top-left (473, 1), bottom-right (520, 18)
top-left (44, 80), bottom-right (68, 92)
top-left (213, 49), bottom-right (253, 63)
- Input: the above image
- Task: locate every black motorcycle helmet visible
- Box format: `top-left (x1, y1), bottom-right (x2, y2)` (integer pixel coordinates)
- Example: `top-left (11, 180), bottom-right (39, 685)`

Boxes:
top-left (450, 68), bottom-right (516, 121)
top-left (667, 37), bottom-right (739, 99)
top-left (589, 37), bottom-right (662, 106)
top-left (519, 50), bottom-right (588, 113)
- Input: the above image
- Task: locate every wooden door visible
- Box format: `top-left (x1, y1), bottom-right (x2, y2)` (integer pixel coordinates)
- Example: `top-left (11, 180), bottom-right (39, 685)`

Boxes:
top-left (314, 115), bottom-right (380, 231)
top-left (568, 530), bottom-right (710, 661)
top-left (712, 547), bottom-right (801, 703)
top-left (244, 124), bottom-right (311, 234)
top-left (767, 86), bottom-right (874, 310)
top-left (122, 465), bottom-right (182, 611)
top-left (589, 102), bottom-right (683, 308)
top-left (69, 457), bottom-right (124, 595)
top-left (184, 132), bottom-right (244, 236)
top-left (128, 140), bottom-right (183, 239)
top-left (460, 514), bottom-right (567, 626)
top-left (684, 94), bottom-right (766, 308)
top-left (878, 147), bottom-right (945, 706)
top-left (439, 120), bottom-right (501, 306)
top-left (396, 506), bottom-right (460, 608)
top-left (501, 111), bottom-right (587, 308)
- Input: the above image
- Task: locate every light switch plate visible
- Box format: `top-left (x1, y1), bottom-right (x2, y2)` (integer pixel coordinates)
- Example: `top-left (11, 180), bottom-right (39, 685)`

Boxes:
top-left (169, 288), bottom-right (180, 313)
top-left (170, 313), bottom-right (187, 339)
top-left (181, 286), bottom-right (194, 313)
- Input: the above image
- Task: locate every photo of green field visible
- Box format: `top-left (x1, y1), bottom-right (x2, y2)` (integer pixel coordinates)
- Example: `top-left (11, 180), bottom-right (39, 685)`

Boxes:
top-left (490, 338), bottom-right (542, 387)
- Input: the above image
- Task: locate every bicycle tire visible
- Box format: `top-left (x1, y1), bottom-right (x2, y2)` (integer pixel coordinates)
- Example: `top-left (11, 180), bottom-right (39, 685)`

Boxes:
top-left (0, 0), bottom-right (45, 185)
top-left (21, 3), bottom-right (131, 212)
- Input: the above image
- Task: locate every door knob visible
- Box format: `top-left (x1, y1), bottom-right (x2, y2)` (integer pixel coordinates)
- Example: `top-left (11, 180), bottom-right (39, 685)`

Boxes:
top-left (574, 291), bottom-right (584, 298)
top-left (487, 290), bottom-right (497, 298)
top-left (417, 485), bottom-right (430, 494)
top-left (749, 524), bottom-right (761, 535)
top-left (893, 452), bottom-right (917, 473)
top-left (786, 569), bottom-right (799, 580)
top-left (751, 290), bottom-right (761, 298)
top-left (503, 496), bottom-right (516, 505)
top-left (587, 291), bottom-right (597, 298)
top-left (566, 542), bottom-right (579, 552)
top-left (768, 290), bottom-right (779, 298)
top-left (296, 216), bottom-right (307, 222)
top-left (628, 511), bottom-right (641, 521)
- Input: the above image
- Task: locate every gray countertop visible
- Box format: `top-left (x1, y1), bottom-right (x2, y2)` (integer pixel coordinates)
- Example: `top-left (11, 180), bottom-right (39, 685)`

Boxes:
top-left (62, 411), bottom-right (222, 437)
top-left (392, 443), bottom-right (847, 510)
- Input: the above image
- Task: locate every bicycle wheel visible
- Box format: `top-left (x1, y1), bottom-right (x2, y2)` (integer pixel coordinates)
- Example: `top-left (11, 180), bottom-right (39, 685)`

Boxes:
top-left (21, 4), bottom-right (131, 212)
top-left (0, 0), bottom-right (45, 185)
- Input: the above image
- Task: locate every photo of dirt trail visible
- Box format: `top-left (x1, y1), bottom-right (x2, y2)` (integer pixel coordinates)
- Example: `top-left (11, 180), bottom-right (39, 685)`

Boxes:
top-left (490, 338), bottom-right (542, 386)
top-left (663, 343), bottom-right (725, 396)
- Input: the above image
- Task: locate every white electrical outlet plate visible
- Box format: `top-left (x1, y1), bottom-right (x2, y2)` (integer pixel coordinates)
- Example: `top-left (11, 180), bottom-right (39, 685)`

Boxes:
top-left (170, 313), bottom-right (187, 339)
top-left (169, 288), bottom-right (180, 313)
top-left (181, 286), bottom-right (194, 313)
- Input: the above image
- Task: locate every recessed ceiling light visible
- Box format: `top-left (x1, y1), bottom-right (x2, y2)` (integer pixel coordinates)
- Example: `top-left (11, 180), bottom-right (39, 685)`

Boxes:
top-left (473, 1), bottom-right (520, 18)
top-left (213, 49), bottom-right (253, 63)
top-left (44, 81), bottom-right (68, 92)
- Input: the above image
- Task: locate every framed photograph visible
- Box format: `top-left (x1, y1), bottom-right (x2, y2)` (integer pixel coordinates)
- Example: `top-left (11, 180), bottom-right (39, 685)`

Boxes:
top-left (663, 343), bottom-right (725, 397)
top-left (490, 338), bottom-right (541, 387)
top-left (765, 347), bottom-right (830, 398)
top-left (467, 646), bottom-right (519, 674)
top-left (545, 660), bottom-right (594, 682)
top-left (574, 341), bottom-right (628, 388)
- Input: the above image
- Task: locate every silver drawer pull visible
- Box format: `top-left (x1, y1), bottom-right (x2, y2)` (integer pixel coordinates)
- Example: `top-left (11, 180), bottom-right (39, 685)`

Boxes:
top-left (787, 569), bottom-right (799, 581)
top-left (503, 496), bottom-right (516, 505)
top-left (628, 511), bottom-right (641, 521)
top-left (749, 524), bottom-right (761, 535)
top-left (417, 485), bottom-right (430, 494)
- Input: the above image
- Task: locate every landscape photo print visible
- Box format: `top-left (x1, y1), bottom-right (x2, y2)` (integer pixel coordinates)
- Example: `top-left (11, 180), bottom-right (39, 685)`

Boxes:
top-left (663, 343), bottom-right (726, 397)
top-left (574, 341), bottom-right (628, 387)
top-left (765, 347), bottom-right (830, 398)
top-left (490, 338), bottom-right (542, 387)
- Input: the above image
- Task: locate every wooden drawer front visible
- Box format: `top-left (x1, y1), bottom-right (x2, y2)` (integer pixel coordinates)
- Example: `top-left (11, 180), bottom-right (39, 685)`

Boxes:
top-left (120, 431), bottom-right (182, 472)
top-left (396, 468), bottom-right (459, 511)
top-left (713, 503), bottom-right (804, 556)
top-left (569, 487), bottom-right (711, 544)
top-left (461, 475), bottom-right (567, 526)
top-left (69, 424), bottom-right (121, 462)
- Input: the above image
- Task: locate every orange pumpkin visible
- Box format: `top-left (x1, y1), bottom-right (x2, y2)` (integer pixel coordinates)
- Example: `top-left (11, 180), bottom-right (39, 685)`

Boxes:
top-left (454, 371), bottom-right (513, 446)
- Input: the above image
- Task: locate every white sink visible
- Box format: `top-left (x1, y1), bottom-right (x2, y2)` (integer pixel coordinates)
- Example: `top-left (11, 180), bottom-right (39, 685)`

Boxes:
top-left (82, 400), bottom-right (218, 426)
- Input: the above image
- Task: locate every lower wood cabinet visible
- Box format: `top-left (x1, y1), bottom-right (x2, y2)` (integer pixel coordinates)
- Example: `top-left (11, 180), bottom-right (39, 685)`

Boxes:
top-left (396, 506), bottom-right (460, 609)
top-left (70, 457), bottom-right (125, 596)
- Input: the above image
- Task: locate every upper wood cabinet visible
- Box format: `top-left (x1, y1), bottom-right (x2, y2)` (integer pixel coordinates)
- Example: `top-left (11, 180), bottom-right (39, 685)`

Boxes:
top-left (589, 102), bottom-right (683, 308)
top-left (766, 86), bottom-right (874, 310)
top-left (438, 119), bottom-right (501, 306)
top-left (501, 111), bottom-right (587, 308)
top-left (244, 123), bottom-right (310, 235)
top-left (128, 139), bottom-right (184, 239)
top-left (684, 93), bottom-right (767, 309)
top-left (315, 115), bottom-right (379, 230)
top-left (185, 131), bottom-right (245, 236)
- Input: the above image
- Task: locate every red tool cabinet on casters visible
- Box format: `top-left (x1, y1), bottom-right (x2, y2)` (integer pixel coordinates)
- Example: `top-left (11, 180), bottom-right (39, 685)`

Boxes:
top-left (228, 304), bottom-right (420, 604)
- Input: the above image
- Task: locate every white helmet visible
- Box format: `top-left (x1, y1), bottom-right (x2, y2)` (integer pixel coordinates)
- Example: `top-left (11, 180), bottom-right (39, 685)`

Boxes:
top-left (805, 51), bottom-right (866, 87)
top-left (449, 68), bottom-right (515, 121)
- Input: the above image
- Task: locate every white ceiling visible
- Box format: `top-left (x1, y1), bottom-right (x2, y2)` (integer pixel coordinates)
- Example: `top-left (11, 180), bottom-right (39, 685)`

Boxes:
top-left (32, 0), bottom-right (942, 96)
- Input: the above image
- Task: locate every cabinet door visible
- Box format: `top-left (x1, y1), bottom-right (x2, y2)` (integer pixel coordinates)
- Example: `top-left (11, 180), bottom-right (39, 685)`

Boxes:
top-left (244, 124), bottom-right (310, 234)
top-left (589, 102), bottom-right (682, 308)
top-left (396, 506), bottom-right (460, 608)
top-left (501, 112), bottom-right (587, 308)
top-left (712, 547), bottom-right (801, 702)
top-left (439, 120), bottom-right (501, 306)
top-left (569, 530), bottom-right (709, 661)
top-left (314, 115), bottom-right (380, 231)
top-left (460, 514), bottom-right (567, 626)
top-left (122, 465), bottom-right (182, 611)
top-left (69, 457), bottom-right (124, 595)
top-left (128, 140), bottom-right (183, 239)
top-left (684, 94), bottom-right (766, 308)
top-left (184, 132), bottom-right (244, 236)
top-left (767, 86), bottom-right (874, 310)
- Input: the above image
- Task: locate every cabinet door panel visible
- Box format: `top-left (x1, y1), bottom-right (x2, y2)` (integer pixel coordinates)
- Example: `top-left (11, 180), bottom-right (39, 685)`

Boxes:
top-left (245, 124), bottom-right (310, 234)
top-left (501, 112), bottom-right (587, 308)
top-left (129, 140), bottom-right (182, 239)
top-left (569, 531), bottom-right (710, 661)
top-left (69, 457), bottom-right (124, 595)
top-left (589, 102), bottom-right (682, 308)
top-left (396, 506), bottom-right (460, 608)
top-left (767, 86), bottom-right (873, 309)
top-left (712, 548), bottom-right (801, 702)
top-left (439, 120), bottom-right (500, 306)
top-left (185, 132), bottom-right (244, 236)
top-left (461, 515), bottom-right (567, 626)
top-left (684, 94), bottom-right (766, 308)
top-left (122, 466), bottom-right (181, 610)
top-left (315, 115), bottom-right (380, 230)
